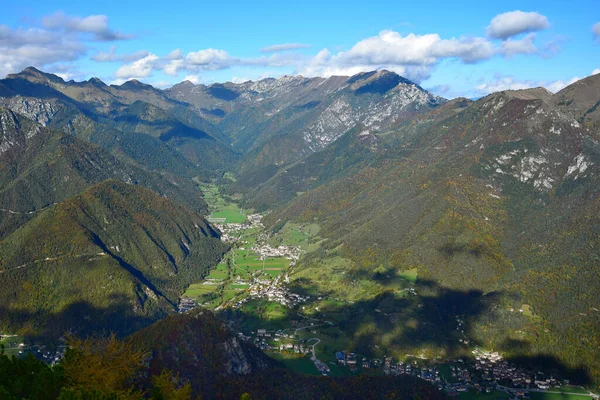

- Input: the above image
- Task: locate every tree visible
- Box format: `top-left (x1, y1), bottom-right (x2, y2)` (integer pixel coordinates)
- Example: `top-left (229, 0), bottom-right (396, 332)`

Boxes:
top-left (61, 334), bottom-right (146, 400)
top-left (150, 370), bottom-right (192, 400)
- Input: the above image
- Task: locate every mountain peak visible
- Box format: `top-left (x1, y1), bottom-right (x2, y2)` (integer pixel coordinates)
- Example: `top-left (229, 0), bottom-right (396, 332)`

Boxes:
top-left (552, 73), bottom-right (600, 124)
top-left (6, 67), bottom-right (64, 84)
top-left (118, 79), bottom-right (154, 91)
top-left (348, 70), bottom-right (415, 94)
top-left (87, 77), bottom-right (107, 87)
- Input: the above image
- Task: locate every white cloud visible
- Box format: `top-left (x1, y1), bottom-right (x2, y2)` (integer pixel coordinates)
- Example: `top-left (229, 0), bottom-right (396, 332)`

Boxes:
top-left (0, 24), bottom-right (85, 78)
top-left (593, 22), bottom-right (600, 40)
top-left (231, 76), bottom-right (251, 83)
top-left (163, 59), bottom-right (185, 76)
top-left (185, 48), bottom-right (232, 69)
top-left (476, 76), bottom-right (535, 94)
top-left (476, 74), bottom-right (580, 95)
top-left (183, 74), bottom-right (201, 84)
top-left (500, 33), bottom-right (538, 57)
top-left (299, 30), bottom-right (497, 82)
top-left (115, 28), bottom-right (546, 85)
top-left (42, 12), bottom-right (133, 41)
top-left (115, 53), bottom-right (158, 79)
top-left (592, 68), bottom-right (600, 75)
top-left (150, 80), bottom-right (174, 89)
top-left (545, 77), bottom-right (579, 93)
top-left (0, 11), bottom-right (135, 78)
top-left (165, 49), bottom-right (183, 60)
top-left (260, 43), bottom-right (310, 53)
top-left (487, 11), bottom-right (550, 39)
top-left (91, 46), bottom-right (148, 62)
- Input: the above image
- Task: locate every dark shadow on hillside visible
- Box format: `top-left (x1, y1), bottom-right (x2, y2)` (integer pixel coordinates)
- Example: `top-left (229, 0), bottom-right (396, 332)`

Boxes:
top-left (132, 310), bottom-right (448, 400)
top-left (499, 339), bottom-right (592, 385)
top-left (223, 276), bottom-right (593, 386)
top-left (0, 295), bottom-right (160, 343)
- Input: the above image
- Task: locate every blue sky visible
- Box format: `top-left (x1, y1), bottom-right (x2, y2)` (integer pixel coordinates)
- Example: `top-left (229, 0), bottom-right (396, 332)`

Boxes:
top-left (2, 0), bottom-right (599, 98)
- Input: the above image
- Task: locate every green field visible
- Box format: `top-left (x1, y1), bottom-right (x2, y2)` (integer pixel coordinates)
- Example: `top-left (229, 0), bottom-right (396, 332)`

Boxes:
top-left (0, 336), bottom-right (23, 356)
top-left (529, 391), bottom-right (593, 400)
top-left (458, 390), bottom-right (511, 399)
top-left (197, 182), bottom-right (247, 223)
top-left (397, 268), bottom-right (418, 283)
top-left (233, 251), bottom-right (289, 275)
top-left (269, 353), bottom-right (320, 375)
top-left (269, 222), bottom-right (322, 251)
top-left (206, 269), bottom-right (228, 280)
top-left (457, 389), bottom-right (594, 400)
top-left (210, 204), bottom-right (246, 223)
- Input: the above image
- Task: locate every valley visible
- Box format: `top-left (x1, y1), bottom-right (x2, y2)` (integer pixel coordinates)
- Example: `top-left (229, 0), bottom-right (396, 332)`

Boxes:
top-left (177, 180), bottom-right (598, 399)
top-left (0, 65), bottom-right (599, 399)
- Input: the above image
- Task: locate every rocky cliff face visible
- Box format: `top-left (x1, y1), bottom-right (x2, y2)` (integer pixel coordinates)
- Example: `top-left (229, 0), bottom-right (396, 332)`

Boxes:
top-left (0, 107), bottom-right (41, 155)
top-left (166, 70), bottom-right (445, 168)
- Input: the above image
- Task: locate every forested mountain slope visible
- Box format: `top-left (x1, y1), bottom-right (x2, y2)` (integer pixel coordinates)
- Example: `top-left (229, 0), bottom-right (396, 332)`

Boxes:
top-left (0, 107), bottom-right (208, 239)
top-left (258, 81), bottom-right (600, 383)
top-left (0, 181), bottom-right (227, 338)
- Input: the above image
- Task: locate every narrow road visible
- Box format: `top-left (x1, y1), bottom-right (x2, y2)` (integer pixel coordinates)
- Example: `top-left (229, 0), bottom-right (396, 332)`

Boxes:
top-left (294, 323), bottom-right (325, 334)
top-left (306, 338), bottom-right (321, 360)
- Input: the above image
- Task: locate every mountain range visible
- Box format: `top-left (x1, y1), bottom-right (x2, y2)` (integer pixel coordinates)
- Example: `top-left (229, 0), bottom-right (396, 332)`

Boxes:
top-left (0, 66), bottom-right (598, 392)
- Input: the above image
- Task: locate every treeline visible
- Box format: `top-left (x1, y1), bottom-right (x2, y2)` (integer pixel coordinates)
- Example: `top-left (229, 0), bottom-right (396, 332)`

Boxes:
top-left (0, 336), bottom-right (195, 400)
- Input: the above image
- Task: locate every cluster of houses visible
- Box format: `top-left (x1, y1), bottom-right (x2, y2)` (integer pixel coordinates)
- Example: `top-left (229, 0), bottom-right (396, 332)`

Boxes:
top-left (215, 222), bottom-right (246, 243)
top-left (212, 213), bottom-right (264, 243)
top-left (332, 348), bottom-right (583, 397)
top-left (471, 349), bottom-right (569, 391)
top-left (230, 275), bottom-right (309, 309)
top-left (336, 351), bottom-right (386, 371)
top-left (245, 328), bottom-right (313, 356)
top-left (7, 342), bottom-right (68, 367)
top-left (178, 297), bottom-right (197, 313)
top-left (251, 243), bottom-right (302, 263)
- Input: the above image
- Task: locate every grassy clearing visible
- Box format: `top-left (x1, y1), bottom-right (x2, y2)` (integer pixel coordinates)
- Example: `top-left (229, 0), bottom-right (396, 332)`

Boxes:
top-left (397, 268), bottom-right (418, 283)
top-left (206, 270), bottom-right (228, 280)
top-left (183, 283), bottom-right (220, 300)
top-left (233, 253), bottom-right (289, 275)
top-left (223, 172), bottom-right (237, 182)
top-left (269, 222), bottom-right (322, 251)
top-left (458, 390), bottom-right (511, 399)
top-left (229, 283), bottom-right (249, 289)
top-left (198, 182), bottom-right (246, 223)
top-left (210, 204), bottom-right (246, 223)
top-left (0, 336), bottom-right (23, 356)
top-left (552, 387), bottom-right (590, 395)
top-left (529, 392), bottom-right (593, 400)
top-left (269, 353), bottom-right (320, 375)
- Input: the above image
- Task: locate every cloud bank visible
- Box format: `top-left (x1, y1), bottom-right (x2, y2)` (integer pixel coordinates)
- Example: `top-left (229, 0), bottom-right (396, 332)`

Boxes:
top-left (0, 12), bottom-right (132, 78)
top-left (487, 11), bottom-right (550, 39)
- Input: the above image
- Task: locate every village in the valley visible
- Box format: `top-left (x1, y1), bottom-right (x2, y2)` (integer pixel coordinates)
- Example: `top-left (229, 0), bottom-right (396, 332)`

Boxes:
top-left (176, 186), bottom-right (599, 400)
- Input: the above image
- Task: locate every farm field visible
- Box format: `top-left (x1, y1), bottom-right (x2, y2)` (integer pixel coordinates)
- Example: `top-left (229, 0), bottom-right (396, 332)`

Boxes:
top-left (268, 222), bottom-right (322, 251)
top-left (198, 181), bottom-right (247, 223)
top-left (529, 391), bottom-right (593, 400)
top-left (458, 390), bottom-right (511, 399)
top-left (210, 204), bottom-right (246, 223)
top-left (0, 335), bottom-right (22, 356)
top-left (268, 353), bottom-right (320, 376)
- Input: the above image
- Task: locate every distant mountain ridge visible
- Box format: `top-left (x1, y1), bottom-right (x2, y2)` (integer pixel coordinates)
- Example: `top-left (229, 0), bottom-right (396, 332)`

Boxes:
top-left (0, 107), bottom-right (208, 239)
top-left (166, 69), bottom-right (446, 170)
